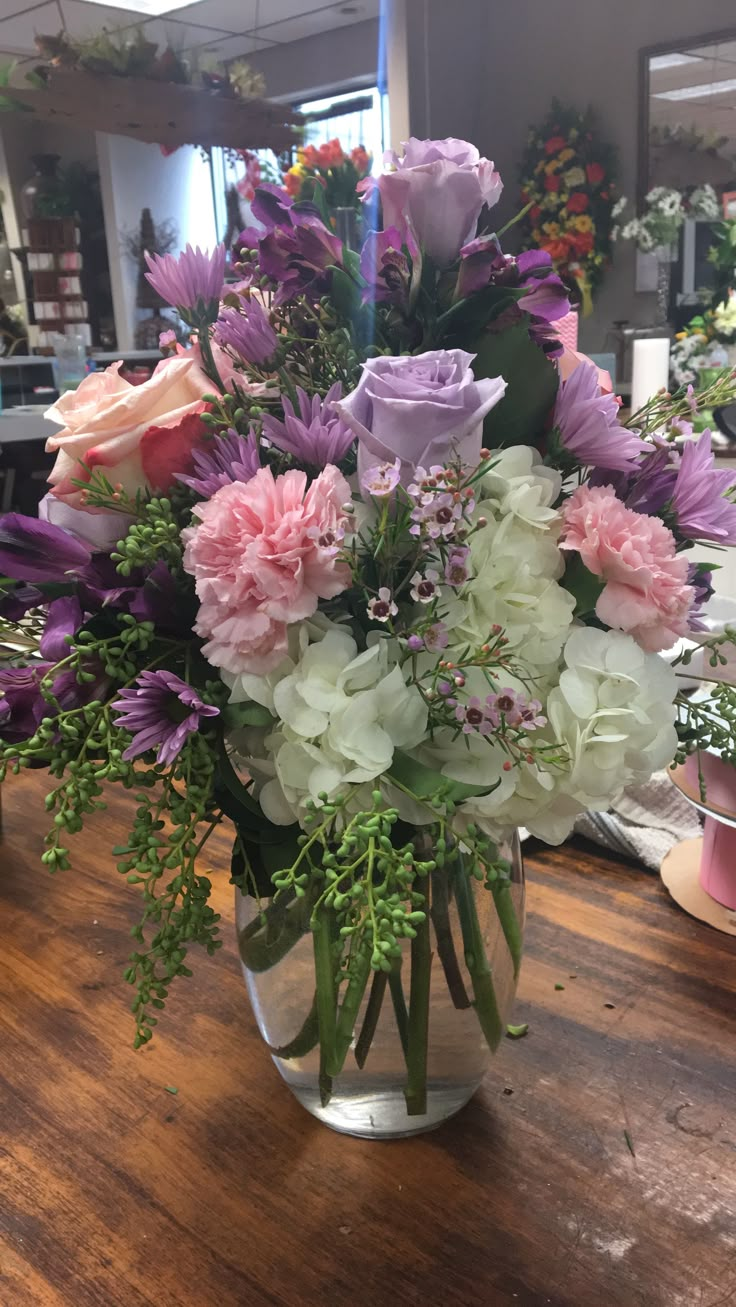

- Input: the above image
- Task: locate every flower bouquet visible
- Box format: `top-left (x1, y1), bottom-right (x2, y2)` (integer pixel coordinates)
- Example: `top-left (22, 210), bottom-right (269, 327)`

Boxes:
top-left (519, 101), bottom-right (617, 313)
top-left (2, 137), bottom-right (736, 1139)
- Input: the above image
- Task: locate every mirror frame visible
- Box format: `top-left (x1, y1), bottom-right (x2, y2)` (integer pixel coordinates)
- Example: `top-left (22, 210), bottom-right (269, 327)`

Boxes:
top-left (638, 26), bottom-right (736, 202)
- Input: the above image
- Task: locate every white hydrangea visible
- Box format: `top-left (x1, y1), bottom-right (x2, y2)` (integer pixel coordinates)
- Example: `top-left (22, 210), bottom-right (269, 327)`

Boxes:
top-left (452, 446), bottom-right (575, 672)
top-left (237, 629), bottom-right (428, 826)
top-left (460, 627), bottom-right (678, 843)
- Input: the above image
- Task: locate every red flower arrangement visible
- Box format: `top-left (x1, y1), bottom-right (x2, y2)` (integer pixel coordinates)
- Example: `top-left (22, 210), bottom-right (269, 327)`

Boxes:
top-left (519, 101), bottom-right (617, 311)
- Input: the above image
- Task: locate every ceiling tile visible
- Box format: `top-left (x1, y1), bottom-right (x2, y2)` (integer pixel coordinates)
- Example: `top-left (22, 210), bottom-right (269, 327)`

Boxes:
top-left (59, 0), bottom-right (156, 38)
top-left (195, 32), bottom-right (276, 56)
top-left (255, 0), bottom-right (379, 42)
top-left (169, 0), bottom-right (259, 31)
top-left (0, 3), bottom-right (64, 56)
top-left (131, 14), bottom-right (233, 49)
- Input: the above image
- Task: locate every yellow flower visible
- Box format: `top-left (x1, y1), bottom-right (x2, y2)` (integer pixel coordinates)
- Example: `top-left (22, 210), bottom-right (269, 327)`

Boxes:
top-left (558, 148), bottom-right (575, 163)
top-left (532, 228), bottom-right (543, 242)
top-left (564, 166), bottom-right (586, 188)
top-left (297, 148), bottom-right (306, 165)
top-left (544, 158), bottom-right (561, 174)
top-left (542, 222), bottom-right (561, 237)
top-left (574, 215), bottom-right (594, 233)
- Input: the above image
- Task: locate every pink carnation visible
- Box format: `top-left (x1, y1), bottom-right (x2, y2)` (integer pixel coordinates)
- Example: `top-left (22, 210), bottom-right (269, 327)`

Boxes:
top-left (183, 464), bottom-right (352, 675)
top-left (561, 484), bottom-right (694, 653)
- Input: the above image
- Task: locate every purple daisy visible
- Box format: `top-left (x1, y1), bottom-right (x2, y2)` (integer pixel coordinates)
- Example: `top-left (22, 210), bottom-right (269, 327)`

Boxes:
top-left (553, 362), bottom-right (648, 472)
top-left (112, 670), bottom-right (220, 767)
top-left (261, 383), bottom-right (354, 467)
top-left (176, 428), bottom-right (260, 498)
top-left (144, 244), bottom-right (226, 320)
top-left (670, 431), bottom-right (736, 545)
top-left (214, 299), bottom-right (278, 366)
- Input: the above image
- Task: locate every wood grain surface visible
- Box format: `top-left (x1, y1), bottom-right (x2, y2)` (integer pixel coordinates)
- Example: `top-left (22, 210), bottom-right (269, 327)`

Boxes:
top-left (1, 770), bottom-right (735, 1307)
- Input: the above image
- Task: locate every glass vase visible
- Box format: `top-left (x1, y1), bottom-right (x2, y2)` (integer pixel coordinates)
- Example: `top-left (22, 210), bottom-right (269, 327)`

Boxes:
top-left (236, 835), bottom-right (524, 1139)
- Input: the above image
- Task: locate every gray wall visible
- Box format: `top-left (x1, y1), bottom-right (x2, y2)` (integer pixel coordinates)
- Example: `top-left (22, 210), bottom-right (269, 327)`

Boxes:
top-left (247, 19), bottom-right (380, 101)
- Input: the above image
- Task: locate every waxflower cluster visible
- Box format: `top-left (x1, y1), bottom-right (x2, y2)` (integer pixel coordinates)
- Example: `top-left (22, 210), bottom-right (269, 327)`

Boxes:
top-left (0, 135), bottom-right (735, 1096)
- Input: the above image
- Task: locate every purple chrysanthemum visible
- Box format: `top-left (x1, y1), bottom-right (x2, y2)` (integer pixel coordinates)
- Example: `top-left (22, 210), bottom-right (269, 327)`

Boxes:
top-left (670, 431), bottom-right (736, 545)
top-left (145, 244), bottom-right (226, 319)
top-left (261, 383), bottom-right (354, 467)
top-left (112, 670), bottom-right (219, 768)
top-left (214, 299), bottom-right (278, 366)
top-left (176, 428), bottom-right (260, 498)
top-left (554, 362), bottom-right (648, 471)
top-left (687, 563), bottom-right (714, 631)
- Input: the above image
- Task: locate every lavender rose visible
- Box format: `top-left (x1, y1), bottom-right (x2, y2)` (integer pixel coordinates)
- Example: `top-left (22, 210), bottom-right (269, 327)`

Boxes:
top-left (337, 349), bottom-right (507, 484)
top-left (365, 137), bottom-right (503, 267)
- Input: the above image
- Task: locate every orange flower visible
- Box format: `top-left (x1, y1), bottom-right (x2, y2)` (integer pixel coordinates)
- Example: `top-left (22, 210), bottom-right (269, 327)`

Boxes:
top-left (283, 169), bottom-right (303, 197)
top-left (317, 138), bottom-right (345, 168)
top-left (566, 191), bottom-right (589, 214)
top-left (301, 144), bottom-right (320, 170)
top-left (543, 236), bottom-right (573, 263)
top-left (350, 145), bottom-right (371, 175)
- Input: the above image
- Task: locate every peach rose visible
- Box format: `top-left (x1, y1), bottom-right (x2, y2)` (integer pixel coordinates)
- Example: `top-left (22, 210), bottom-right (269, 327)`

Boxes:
top-left (45, 357), bottom-right (210, 508)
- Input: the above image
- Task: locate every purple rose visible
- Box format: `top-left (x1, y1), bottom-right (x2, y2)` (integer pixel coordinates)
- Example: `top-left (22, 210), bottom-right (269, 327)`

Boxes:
top-left (337, 349), bottom-right (507, 485)
top-left (366, 138), bottom-right (503, 267)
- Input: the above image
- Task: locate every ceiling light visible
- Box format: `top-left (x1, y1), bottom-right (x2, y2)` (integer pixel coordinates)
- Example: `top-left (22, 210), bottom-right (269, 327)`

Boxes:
top-left (653, 77), bottom-right (736, 101)
top-left (76, 0), bottom-right (204, 16)
top-left (649, 53), bottom-right (703, 72)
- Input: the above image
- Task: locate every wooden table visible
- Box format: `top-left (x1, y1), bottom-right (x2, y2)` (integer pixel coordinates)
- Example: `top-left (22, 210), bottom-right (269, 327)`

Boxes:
top-left (1, 771), bottom-right (735, 1307)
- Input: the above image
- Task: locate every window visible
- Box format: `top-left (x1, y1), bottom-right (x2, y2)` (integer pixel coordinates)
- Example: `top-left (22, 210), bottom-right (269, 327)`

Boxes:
top-left (210, 84), bottom-right (386, 242)
top-left (295, 86), bottom-right (386, 168)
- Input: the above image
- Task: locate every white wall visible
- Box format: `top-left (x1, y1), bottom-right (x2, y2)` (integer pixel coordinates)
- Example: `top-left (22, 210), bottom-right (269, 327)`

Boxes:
top-left (96, 134), bottom-right (217, 351)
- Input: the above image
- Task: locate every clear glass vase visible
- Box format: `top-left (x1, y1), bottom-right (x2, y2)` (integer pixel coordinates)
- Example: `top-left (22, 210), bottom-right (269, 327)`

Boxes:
top-left (236, 835), bottom-right (524, 1139)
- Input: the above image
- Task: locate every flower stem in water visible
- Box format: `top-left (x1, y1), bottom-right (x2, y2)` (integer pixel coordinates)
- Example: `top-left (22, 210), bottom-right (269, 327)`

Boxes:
top-left (354, 970), bottom-right (388, 1069)
top-left (430, 869), bottom-right (471, 1009)
top-left (454, 867), bottom-right (503, 1052)
top-left (312, 906), bottom-right (338, 1106)
top-left (404, 877), bottom-right (432, 1116)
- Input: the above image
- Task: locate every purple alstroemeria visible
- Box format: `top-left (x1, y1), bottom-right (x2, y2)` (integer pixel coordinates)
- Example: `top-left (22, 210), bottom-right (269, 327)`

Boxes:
top-left (456, 238), bottom-right (569, 321)
top-left (144, 244), bottom-right (226, 320)
top-left (0, 513), bottom-right (92, 584)
top-left (261, 383), bottom-right (354, 467)
top-left (39, 596), bottom-right (83, 662)
top-left (0, 662), bottom-right (95, 744)
top-left (127, 561), bottom-right (186, 632)
top-left (176, 428), bottom-right (260, 498)
top-left (553, 362), bottom-right (648, 472)
top-left (258, 211), bottom-right (344, 306)
top-left (360, 226), bottom-right (419, 309)
top-left (112, 670), bottom-right (220, 767)
top-left (688, 563), bottom-right (714, 631)
top-left (516, 249), bottom-right (570, 324)
top-left (0, 584), bottom-right (43, 622)
top-left (214, 300), bottom-right (278, 366)
top-left (250, 184), bottom-right (295, 230)
top-left (670, 431), bottom-right (736, 545)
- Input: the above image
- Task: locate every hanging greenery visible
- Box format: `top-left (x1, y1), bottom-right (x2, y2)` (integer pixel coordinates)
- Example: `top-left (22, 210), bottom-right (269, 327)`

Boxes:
top-left (519, 100), bottom-right (617, 314)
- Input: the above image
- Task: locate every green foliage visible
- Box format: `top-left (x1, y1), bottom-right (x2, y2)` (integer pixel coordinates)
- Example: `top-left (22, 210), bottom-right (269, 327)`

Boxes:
top-left (470, 323), bottom-right (559, 447)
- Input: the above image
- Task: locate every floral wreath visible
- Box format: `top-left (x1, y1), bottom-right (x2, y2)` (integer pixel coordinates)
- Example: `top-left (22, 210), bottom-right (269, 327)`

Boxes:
top-left (519, 101), bottom-right (617, 313)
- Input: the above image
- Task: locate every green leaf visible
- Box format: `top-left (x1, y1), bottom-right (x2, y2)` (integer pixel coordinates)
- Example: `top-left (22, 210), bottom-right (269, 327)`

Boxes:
top-left (563, 553), bottom-right (605, 618)
top-left (231, 825), bottom-right (302, 899)
top-left (470, 323), bottom-right (559, 448)
top-left (329, 265), bottom-right (361, 318)
top-left (388, 749), bottom-right (499, 803)
top-left (436, 285), bottom-right (524, 342)
top-left (506, 1022), bottom-right (529, 1039)
top-left (221, 700), bottom-right (274, 729)
top-left (215, 732), bottom-right (263, 824)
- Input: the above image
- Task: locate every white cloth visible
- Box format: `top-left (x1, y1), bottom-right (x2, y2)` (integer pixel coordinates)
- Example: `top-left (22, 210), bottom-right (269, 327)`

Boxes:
top-left (571, 771), bottom-right (702, 871)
